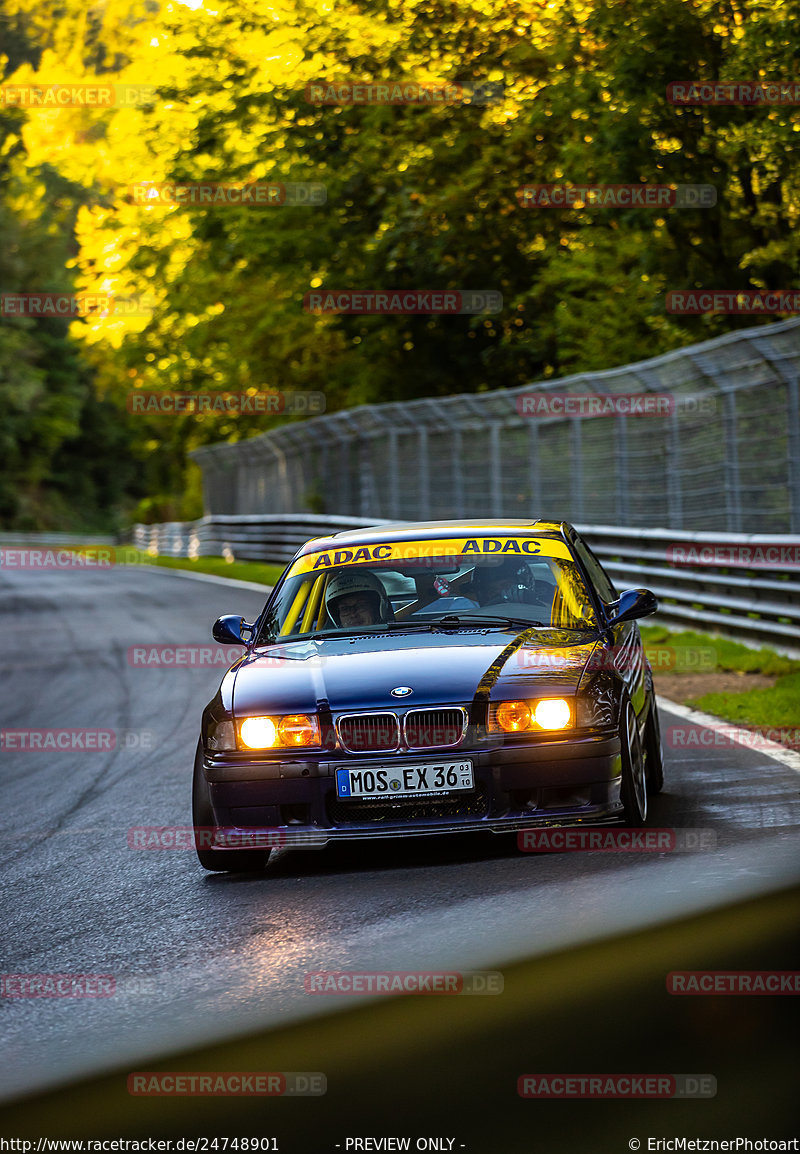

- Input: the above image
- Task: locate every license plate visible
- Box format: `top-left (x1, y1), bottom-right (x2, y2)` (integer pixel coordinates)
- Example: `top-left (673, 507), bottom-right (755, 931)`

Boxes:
top-left (335, 760), bottom-right (474, 800)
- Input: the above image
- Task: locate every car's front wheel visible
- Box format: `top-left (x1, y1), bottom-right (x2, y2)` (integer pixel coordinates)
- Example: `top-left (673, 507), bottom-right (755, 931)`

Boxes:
top-left (642, 689), bottom-right (665, 795)
top-left (619, 698), bottom-right (647, 826)
top-left (192, 740), bottom-right (272, 873)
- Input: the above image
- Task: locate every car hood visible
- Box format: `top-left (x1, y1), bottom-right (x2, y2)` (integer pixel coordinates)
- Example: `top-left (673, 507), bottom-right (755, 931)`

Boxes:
top-left (231, 629), bottom-right (600, 716)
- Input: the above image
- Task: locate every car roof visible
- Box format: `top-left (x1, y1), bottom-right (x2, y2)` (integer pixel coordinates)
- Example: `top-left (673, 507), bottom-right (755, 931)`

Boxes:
top-left (297, 519), bottom-right (572, 556)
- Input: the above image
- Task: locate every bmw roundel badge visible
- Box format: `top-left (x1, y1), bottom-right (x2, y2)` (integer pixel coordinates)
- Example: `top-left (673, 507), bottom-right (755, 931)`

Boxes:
top-left (391, 686), bottom-right (413, 697)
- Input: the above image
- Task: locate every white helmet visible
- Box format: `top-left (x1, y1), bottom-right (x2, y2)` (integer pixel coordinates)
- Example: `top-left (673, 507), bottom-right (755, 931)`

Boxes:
top-left (324, 570), bottom-right (391, 625)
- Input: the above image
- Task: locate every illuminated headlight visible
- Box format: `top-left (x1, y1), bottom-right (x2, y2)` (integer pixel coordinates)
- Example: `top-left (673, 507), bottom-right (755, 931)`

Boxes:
top-left (238, 714), bottom-right (320, 750)
top-left (532, 698), bottom-right (572, 730)
top-left (490, 698), bottom-right (573, 733)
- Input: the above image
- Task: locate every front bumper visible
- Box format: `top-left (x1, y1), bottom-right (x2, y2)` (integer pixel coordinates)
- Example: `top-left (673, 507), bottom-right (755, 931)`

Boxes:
top-left (202, 733), bottom-right (624, 849)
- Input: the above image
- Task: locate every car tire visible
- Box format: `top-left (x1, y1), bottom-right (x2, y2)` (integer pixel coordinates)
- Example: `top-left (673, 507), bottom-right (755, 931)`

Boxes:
top-left (642, 692), bottom-right (665, 795)
top-left (192, 740), bottom-right (272, 873)
top-left (619, 697), bottom-right (648, 826)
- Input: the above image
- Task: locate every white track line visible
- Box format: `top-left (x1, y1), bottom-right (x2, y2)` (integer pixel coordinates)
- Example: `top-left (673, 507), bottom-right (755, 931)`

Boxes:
top-left (657, 695), bottom-right (800, 774)
top-left (124, 562), bottom-right (273, 594)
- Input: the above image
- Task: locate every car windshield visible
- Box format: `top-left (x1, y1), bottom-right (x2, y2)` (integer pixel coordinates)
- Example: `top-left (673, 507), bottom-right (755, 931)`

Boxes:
top-left (255, 534), bottom-right (598, 643)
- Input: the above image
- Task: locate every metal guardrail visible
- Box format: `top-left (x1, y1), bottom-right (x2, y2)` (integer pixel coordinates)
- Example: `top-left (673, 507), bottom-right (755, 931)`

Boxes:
top-left (577, 524), bottom-right (800, 654)
top-left (122, 516), bottom-right (800, 655)
top-left (124, 514), bottom-right (388, 565)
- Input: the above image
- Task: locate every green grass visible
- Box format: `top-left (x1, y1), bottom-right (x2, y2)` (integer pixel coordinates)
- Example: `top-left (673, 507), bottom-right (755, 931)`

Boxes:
top-left (114, 548), bottom-right (283, 587)
top-left (687, 672), bottom-right (800, 729)
top-left (639, 625), bottom-right (800, 731)
top-left (639, 626), bottom-right (800, 676)
top-left (52, 544), bottom-right (281, 587)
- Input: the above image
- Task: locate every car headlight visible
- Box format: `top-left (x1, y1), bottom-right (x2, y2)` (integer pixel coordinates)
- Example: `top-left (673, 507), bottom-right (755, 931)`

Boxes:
top-left (495, 701), bottom-right (533, 732)
top-left (206, 718), bottom-right (237, 751)
top-left (490, 698), bottom-right (573, 733)
top-left (238, 714), bottom-right (321, 750)
top-left (532, 698), bottom-right (572, 729)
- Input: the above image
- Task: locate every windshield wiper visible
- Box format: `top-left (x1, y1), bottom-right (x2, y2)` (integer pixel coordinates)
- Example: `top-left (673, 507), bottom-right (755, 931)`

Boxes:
top-left (433, 614), bottom-right (547, 629)
top-left (311, 621), bottom-right (439, 638)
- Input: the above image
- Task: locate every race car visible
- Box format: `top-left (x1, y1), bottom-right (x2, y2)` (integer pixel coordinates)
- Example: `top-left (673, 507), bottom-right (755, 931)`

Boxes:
top-left (192, 519), bottom-right (664, 871)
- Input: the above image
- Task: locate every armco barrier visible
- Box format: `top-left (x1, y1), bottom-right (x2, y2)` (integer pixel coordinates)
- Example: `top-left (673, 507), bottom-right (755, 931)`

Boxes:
top-left (121, 516), bottom-right (800, 656)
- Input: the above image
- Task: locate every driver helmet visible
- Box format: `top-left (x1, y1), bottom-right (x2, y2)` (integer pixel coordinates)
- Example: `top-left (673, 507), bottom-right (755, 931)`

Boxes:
top-left (324, 569), bottom-right (391, 625)
top-left (471, 558), bottom-right (534, 605)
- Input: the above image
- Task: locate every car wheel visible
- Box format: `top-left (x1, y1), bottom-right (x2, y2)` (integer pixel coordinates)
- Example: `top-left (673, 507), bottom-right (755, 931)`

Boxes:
top-left (192, 740), bottom-right (272, 873)
top-left (642, 693), bottom-right (665, 795)
top-left (619, 698), bottom-right (647, 827)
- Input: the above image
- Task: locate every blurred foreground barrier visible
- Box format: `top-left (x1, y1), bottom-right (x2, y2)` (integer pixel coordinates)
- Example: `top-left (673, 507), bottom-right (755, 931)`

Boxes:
top-left (2, 882), bottom-right (798, 1148)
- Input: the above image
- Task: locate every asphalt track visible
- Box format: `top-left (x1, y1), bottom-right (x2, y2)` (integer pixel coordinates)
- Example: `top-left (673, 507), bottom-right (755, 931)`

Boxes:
top-left (1, 564), bottom-right (799, 1106)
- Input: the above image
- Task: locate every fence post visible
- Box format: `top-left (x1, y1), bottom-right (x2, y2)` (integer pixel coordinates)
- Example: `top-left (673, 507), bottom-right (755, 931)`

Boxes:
top-left (489, 422), bottom-right (502, 514)
top-left (452, 429), bottom-right (465, 518)
top-left (387, 428), bottom-right (399, 520)
top-left (666, 408), bottom-right (683, 529)
top-left (722, 390), bottom-right (742, 533)
top-left (787, 367), bottom-right (800, 534)
top-left (418, 427), bottom-right (431, 519)
top-left (528, 421), bottom-right (541, 515)
top-left (570, 416), bottom-right (584, 523)
top-left (615, 414), bottom-right (629, 526)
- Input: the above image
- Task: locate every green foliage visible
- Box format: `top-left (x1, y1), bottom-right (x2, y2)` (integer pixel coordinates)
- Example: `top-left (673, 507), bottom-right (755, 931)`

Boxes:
top-left (2, 0), bottom-right (800, 521)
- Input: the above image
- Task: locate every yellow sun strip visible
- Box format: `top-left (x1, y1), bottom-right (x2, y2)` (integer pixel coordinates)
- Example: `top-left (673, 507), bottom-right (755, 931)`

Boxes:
top-left (288, 536), bottom-right (572, 577)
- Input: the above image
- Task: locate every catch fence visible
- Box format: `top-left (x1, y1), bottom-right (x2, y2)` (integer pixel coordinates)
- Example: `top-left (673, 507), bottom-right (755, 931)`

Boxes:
top-left (191, 317), bottom-right (800, 534)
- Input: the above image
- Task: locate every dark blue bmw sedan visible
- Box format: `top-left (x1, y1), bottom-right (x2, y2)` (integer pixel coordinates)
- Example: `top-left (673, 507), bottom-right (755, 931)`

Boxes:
top-left (193, 519), bottom-right (663, 871)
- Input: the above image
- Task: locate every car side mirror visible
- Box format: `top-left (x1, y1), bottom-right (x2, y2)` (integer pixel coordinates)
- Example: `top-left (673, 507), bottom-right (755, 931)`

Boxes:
top-left (604, 588), bottom-right (658, 627)
top-left (212, 615), bottom-right (254, 646)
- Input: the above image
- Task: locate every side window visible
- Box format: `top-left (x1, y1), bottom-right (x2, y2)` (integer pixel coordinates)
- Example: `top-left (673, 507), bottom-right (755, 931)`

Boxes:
top-left (571, 534), bottom-right (618, 605)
